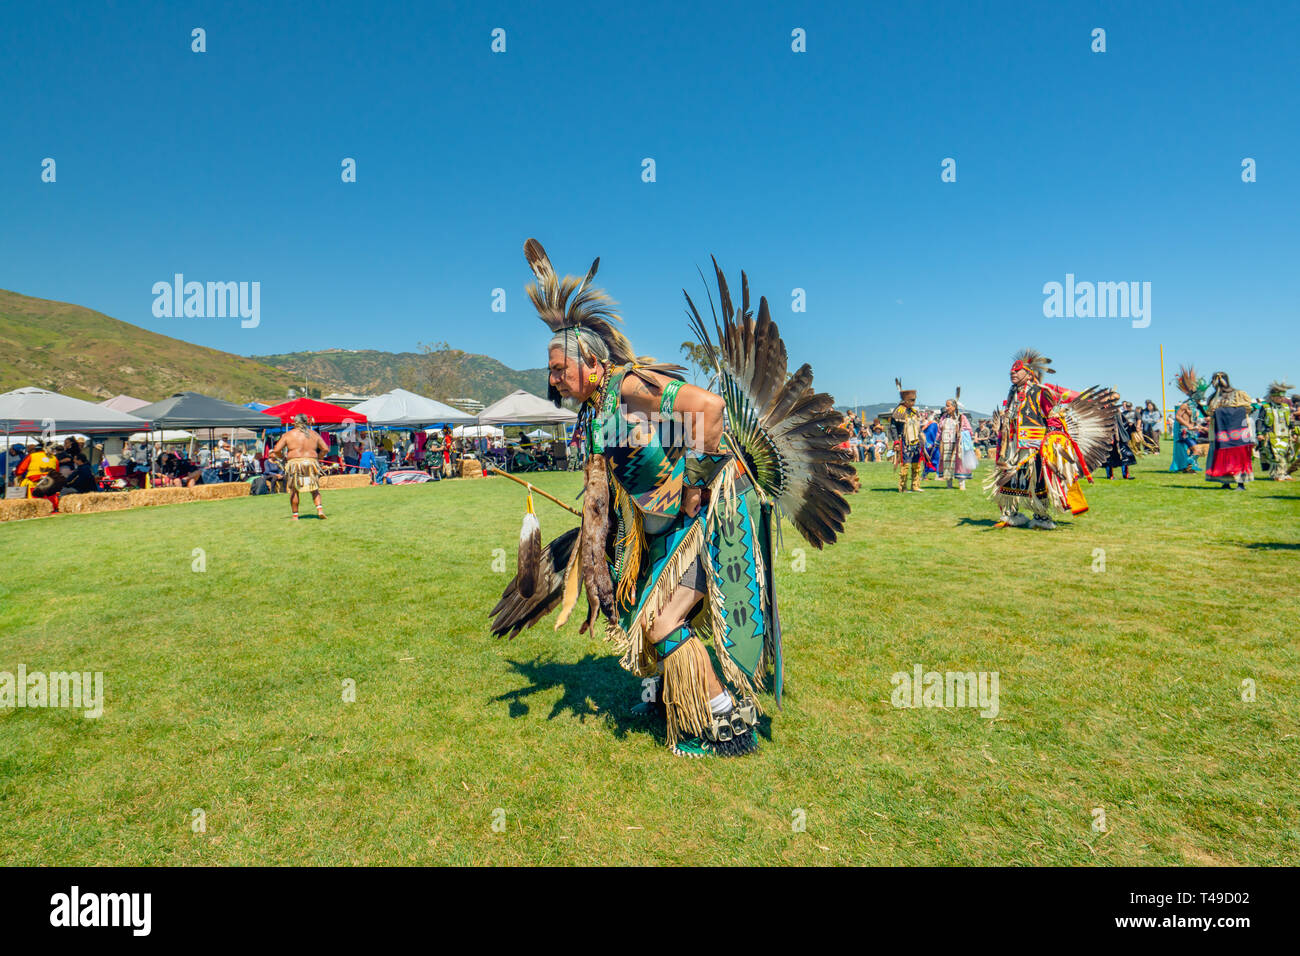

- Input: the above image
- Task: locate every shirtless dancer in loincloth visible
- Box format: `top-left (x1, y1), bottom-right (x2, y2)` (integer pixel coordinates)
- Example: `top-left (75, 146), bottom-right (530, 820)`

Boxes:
top-left (272, 414), bottom-right (330, 519)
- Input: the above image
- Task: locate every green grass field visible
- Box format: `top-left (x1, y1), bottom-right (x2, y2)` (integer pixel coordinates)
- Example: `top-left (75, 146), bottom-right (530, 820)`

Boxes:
top-left (2, 448), bottom-right (1297, 865)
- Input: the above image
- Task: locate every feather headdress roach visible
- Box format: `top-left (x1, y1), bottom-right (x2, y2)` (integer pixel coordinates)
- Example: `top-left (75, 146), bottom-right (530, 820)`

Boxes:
top-left (524, 238), bottom-right (637, 366)
top-left (1175, 364), bottom-right (1206, 397)
top-left (1010, 348), bottom-right (1055, 379)
top-left (524, 238), bottom-right (686, 407)
top-left (1266, 379), bottom-right (1294, 399)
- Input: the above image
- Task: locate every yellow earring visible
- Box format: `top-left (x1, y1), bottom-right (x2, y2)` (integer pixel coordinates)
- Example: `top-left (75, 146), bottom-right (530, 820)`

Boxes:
top-left (588, 370), bottom-right (601, 384)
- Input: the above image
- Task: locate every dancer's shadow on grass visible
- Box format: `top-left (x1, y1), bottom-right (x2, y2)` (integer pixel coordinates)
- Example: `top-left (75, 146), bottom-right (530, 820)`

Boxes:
top-left (1244, 542), bottom-right (1300, 551)
top-left (495, 654), bottom-right (653, 742)
top-left (955, 517), bottom-right (1000, 528)
top-left (495, 654), bottom-right (774, 745)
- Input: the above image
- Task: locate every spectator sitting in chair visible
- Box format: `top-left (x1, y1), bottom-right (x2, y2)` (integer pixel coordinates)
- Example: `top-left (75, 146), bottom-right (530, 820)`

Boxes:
top-left (868, 421), bottom-right (889, 461)
top-left (58, 436), bottom-right (83, 466)
top-left (160, 451), bottom-right (203, 488)
top-left (263, 455), bottom-right (286, 492)
top-left (61, 454), bottom-right (99, 495)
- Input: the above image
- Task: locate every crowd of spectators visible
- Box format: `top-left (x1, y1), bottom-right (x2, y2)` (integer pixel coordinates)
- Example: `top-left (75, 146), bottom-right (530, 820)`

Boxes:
top-left (2, 424), bottom-right (586, 502)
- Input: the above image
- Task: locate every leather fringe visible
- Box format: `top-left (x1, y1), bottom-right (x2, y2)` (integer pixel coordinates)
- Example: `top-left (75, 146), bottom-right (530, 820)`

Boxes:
top-left (608, 518), bottom-right (705, 677)
top-left (612, 480), bottom-right (643, 611)
top-left (661, 635), bottom-right (713, 747)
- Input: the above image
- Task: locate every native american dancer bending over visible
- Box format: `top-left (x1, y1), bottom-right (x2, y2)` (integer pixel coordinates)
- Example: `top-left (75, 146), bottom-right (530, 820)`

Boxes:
top-left (272, 413), bottom-right (329, 519)
top-left (987, 348), bottom-right (1117, 530)
top-left (490, 239), bottom-right (854, 757)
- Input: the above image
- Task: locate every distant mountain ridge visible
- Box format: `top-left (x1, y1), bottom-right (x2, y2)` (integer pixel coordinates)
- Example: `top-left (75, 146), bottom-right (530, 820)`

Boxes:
top-left (249, 349), bottom-right (548, 405)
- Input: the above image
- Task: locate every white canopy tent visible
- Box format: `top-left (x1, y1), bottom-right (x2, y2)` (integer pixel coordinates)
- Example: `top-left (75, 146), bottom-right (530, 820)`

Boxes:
top-left (1, 387), bottom-right (150, 434)
top-left (98, 394), bottom-right (151, 413)
top-left (349, 389), bottom-right (476, 426)
top-left (208, 427), bottom-right (260, 441)
top-left (2, 387), bottom-right (151, 491)
top-left (452, 424), bottom-right (504, 438)
top-left (129, 430), bottom-right (193, 442)
top-left (477, 390), bottom-right (577, 426)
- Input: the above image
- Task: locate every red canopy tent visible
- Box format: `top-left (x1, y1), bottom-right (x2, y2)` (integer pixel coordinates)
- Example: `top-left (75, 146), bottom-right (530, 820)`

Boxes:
top-left (260, 398), bottom-right (368, 425)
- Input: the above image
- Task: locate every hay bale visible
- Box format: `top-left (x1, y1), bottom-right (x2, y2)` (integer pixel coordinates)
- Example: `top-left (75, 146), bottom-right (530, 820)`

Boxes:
top-left (459, 459), bottom-right (484, 479)
top-left (0, 498), bottom-right (54, 521)
top-left (129, 487), bottom-right (191, 507)
top-left (59, 492), bottom-right (134, 514)
top-left (198, 482), bottom-right (251, 501)
top-left (129, 482), bottom-right (250, 508)
top-left (319, 473), bottom-right (372, 490)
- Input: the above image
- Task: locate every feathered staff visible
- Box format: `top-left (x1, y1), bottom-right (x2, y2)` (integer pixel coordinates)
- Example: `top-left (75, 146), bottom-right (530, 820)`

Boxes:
top-left (517, 492), bottom-right (541, 598)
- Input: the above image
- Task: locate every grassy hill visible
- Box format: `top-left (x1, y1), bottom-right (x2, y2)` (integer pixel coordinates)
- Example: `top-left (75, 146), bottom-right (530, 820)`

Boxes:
top-left (0, 288), bottom-right (548, 407)
top-left (0, 288), bottom-right (300, 404)
top-left (251, 349), bottom-right (548, 406)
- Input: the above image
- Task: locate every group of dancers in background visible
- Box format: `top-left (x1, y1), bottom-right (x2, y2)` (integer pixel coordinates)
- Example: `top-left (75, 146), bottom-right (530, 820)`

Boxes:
top-left (878, 355), bottom-right (1296, 532)
top-left (1167, 368), bottom-right (1296, 487)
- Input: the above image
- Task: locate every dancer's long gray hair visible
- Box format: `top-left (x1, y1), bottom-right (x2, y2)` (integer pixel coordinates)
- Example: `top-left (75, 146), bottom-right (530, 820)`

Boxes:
top-left (548, 327), bottom-right (610, 367)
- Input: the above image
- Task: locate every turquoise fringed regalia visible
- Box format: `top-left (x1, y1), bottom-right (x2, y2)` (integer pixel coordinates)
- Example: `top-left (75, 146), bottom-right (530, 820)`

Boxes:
top-left (589, 371), bottom-right (775, 705)
top-left (491, 241), bottom-right (854, 757)
top-left (1170, 365), bottom-right (1208, 474)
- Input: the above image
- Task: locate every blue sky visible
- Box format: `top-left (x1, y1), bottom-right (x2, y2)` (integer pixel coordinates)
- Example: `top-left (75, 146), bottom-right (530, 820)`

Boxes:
top-left (2, 0), bottom-right (1297, 412)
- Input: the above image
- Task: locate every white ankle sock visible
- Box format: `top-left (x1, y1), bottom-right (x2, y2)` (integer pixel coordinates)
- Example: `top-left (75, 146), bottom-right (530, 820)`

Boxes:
top-left (709, 691), bottom-right (733, 715)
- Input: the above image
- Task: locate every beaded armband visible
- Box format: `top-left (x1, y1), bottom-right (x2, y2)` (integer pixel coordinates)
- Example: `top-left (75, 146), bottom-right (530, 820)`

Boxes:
top-left (660, 380), bottom-right (683, 415)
